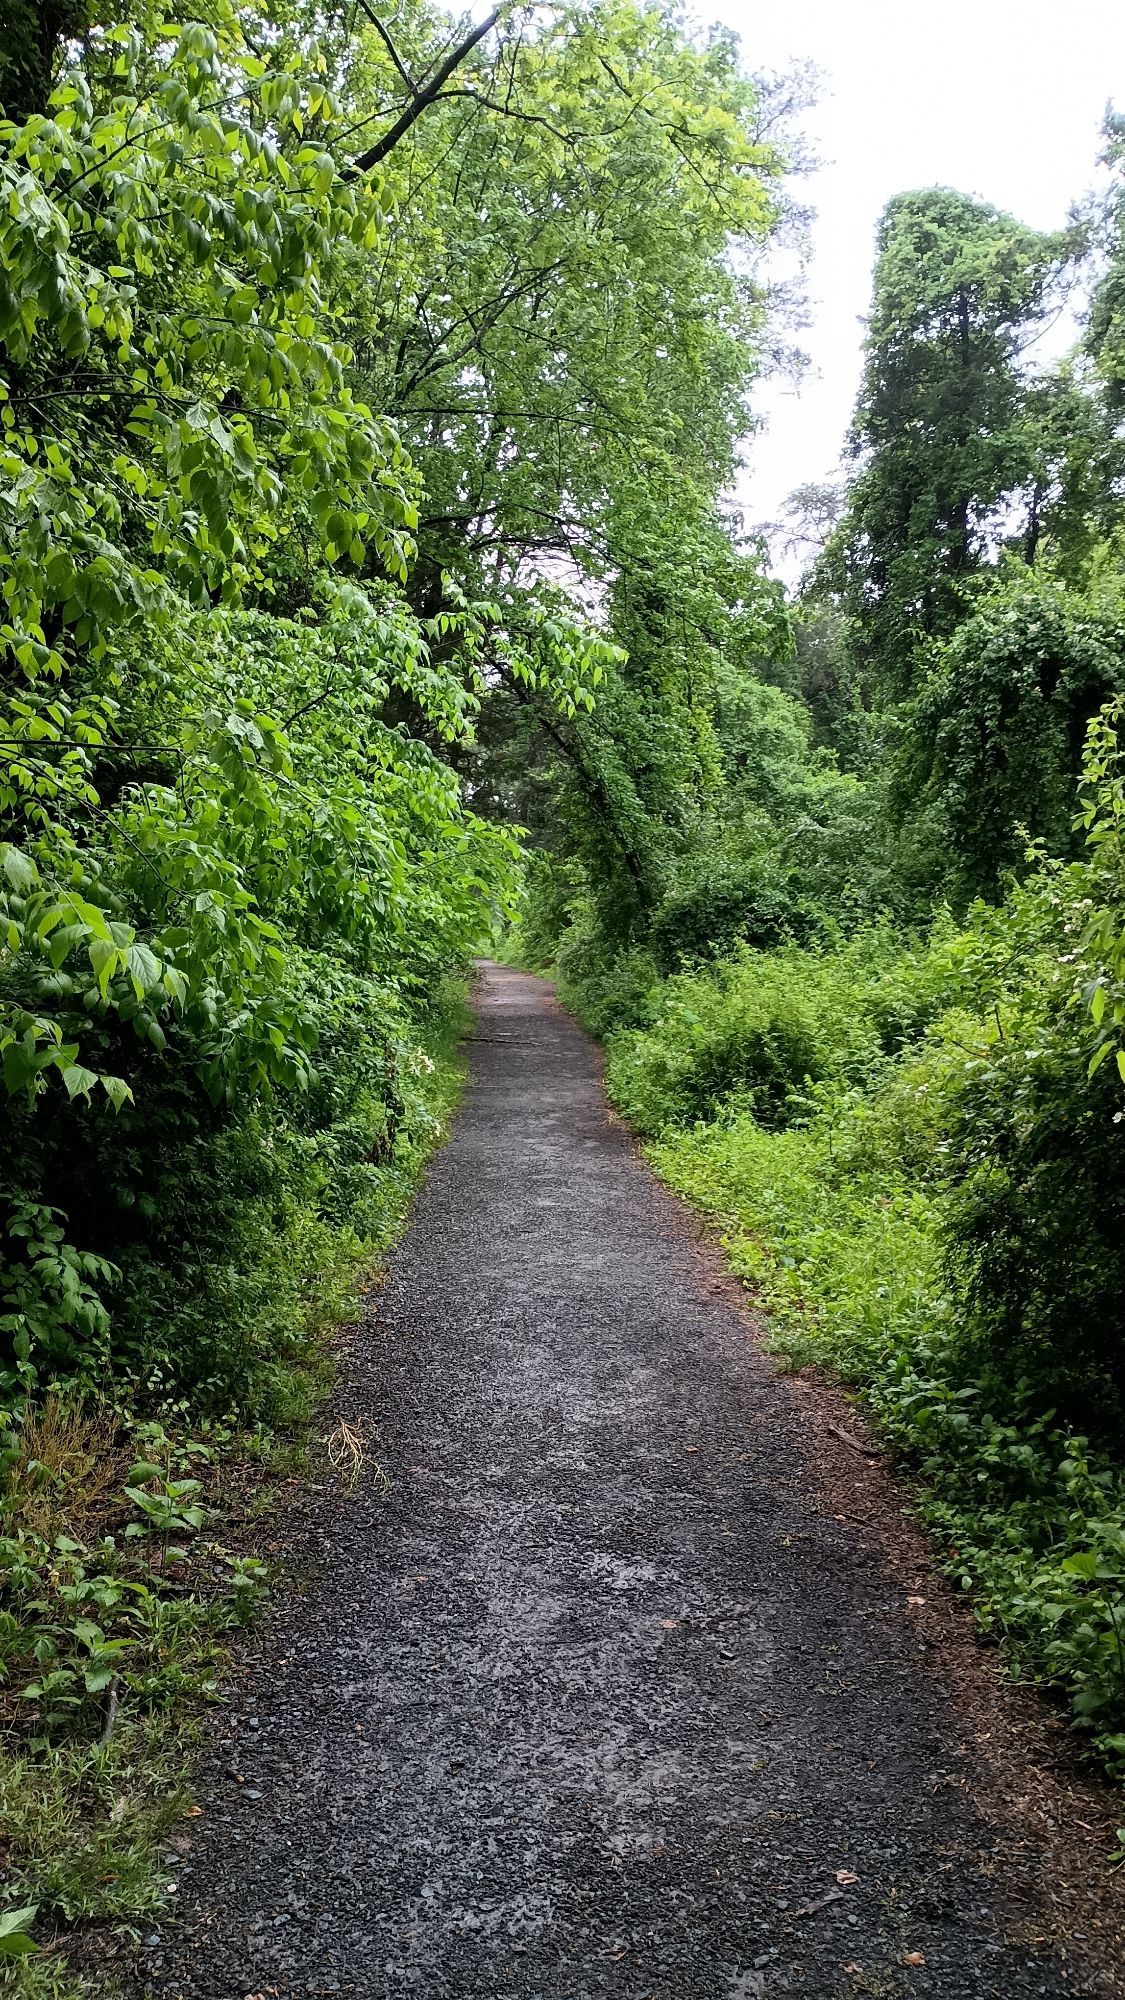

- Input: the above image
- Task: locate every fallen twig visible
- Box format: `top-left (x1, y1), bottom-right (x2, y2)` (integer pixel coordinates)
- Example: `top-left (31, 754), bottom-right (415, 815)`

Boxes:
top-left (327, 1417), bottom-right (367, 1490)
top-left (327, 1418), bottom-right (390, 1496)
top-left (790, 1887), bottom-right (845, 1920)
top-left (827, 1422), bottom-right (882, 1459)
top-left (99, 1674), bottom-right (120, 1747)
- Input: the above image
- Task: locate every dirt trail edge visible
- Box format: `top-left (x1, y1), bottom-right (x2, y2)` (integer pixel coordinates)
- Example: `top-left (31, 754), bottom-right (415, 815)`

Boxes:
top-left (137, 964), bottom-right (1122, 2000)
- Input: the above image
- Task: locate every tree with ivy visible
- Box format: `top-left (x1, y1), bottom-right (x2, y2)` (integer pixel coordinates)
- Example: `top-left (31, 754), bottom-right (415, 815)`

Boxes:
top-left (824, 188), bottom-right (1079, 703)
top-left (900, 570), bottom-right (1125, 901)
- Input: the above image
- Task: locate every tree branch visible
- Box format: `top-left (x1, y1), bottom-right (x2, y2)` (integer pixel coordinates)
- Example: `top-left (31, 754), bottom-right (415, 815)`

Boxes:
top-left (352, 0), bottom-right (417, 94)
top-left (351, 9), bottom-right (502, 174)
top-left (506, 677), bottom-right (652, 907)
top-left (429, 87), bottom-right (581, 153)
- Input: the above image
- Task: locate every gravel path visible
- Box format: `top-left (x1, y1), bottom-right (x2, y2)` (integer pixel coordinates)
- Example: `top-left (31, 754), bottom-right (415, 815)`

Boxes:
top-left (138, 963), bottom-right (1114, 2000)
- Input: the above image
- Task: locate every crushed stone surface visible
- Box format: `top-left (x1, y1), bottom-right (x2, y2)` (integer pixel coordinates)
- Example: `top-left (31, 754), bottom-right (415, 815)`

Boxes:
top-left (135, 963), bottom-right (1113, 1999)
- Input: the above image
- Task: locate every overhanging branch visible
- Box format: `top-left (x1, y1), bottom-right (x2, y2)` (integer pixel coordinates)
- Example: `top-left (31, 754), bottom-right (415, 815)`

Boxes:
top-left (351, 9), bottom-right (502, 173)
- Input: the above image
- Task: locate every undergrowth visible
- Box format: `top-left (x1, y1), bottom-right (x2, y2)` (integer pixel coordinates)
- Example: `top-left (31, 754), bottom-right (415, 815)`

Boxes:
top-left (0, 985), bottom-right (469, 1992)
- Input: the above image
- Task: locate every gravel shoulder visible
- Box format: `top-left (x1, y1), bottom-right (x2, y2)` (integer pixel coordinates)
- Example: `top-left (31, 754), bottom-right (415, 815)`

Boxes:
top-left (135, 963), bottom-right (1124, 2000)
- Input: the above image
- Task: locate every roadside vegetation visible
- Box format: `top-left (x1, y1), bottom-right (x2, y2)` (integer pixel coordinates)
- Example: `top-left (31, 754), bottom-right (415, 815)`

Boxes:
top-left (0, 991), bottom-right (466, 1989)
top-left (4, 0), bottom-right (1125, 1982)
top-left (506, 135), bottom-right (1125, 1788)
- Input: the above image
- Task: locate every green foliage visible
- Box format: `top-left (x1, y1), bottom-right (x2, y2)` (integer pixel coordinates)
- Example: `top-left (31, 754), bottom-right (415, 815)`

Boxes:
top-left (0, 1390), bottom-right (269, 1975)
top-left (825, 188), bottom-right (1078, 703)
top-left (1077, 696), bottom-right (1125, 1077)
top-left (9, 0), bottom-right (1125, 1924)
top-left (487, 48), bottom-right (1125, 1796)
top-left (0, 1904), bottom-right (38, 1960)
top-left (806, 167), bottom-right (1125, 909)
top-left (561, 706), bottom-right (1125, 1773)
top-left (555, 921), bottom-right (663, 1041)
top-left (0, 2), bottom-right (652, 1423)
top-left (602, 929), bottom-right (957, 1134)
top-left (921, 704), bottom-right (1125, 1413)
top-left (362, 0), bottom-right (789, 587)
top-left (0, 1372), bottom-right (395, 1985)
top-left (645, 854), bottom-right (811, 969)
top-left (0, 1203), bottom-right (115, 1401)
top-left (386, 2), bottom-right (801, 936)
top-left (944, 1015), bottom-right (1125, 1413)
top-left (0, 11), bottom-right (413, 648)
top-left (903, 571), bottom-right (1125, 899)
top-left (0, 0), bottom-right (789, 1439)
top-left (618, 865), bottom-right (1125, 1772)
top-left (651, 1087), bottom-right (1125, 1775)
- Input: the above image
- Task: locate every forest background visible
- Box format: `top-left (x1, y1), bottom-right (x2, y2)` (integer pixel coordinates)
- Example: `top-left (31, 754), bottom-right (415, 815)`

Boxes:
top-left (2, 0), bottom-right (1125, 1979)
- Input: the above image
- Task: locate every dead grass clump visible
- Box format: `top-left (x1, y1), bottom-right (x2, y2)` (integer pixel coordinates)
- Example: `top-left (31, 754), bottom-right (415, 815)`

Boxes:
top-left (326, 1416), bottom-right (388, 1495)
top-left (6, 1393), bottom-right (126, 1542)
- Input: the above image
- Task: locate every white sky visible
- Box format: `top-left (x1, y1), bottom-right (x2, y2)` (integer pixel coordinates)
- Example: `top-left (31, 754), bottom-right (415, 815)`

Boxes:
top-left (710, 0), bottom-right (1125, 555)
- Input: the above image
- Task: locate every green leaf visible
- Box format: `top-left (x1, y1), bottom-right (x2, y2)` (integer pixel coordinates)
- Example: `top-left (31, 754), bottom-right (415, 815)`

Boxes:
top-left (1060, 1551), bottom-right (1099, 1580)
top-left (0, 845), bottom-right (37, 892)
top-left (2, 1043), bottom-right (33, 1095)
top-left (1088, 1038), bottom-right (1113, 1077)
top-left (125, 943), bottom-right (161, 997)
top-left (0, 1906), bottom-right (38, 1957)
top-left (99, 1074), bottom-right (134, 1113)
top-left (127, 1461), bottom-right (164, 1485)
top-left (60, 1063), bottom-right (99, 1101)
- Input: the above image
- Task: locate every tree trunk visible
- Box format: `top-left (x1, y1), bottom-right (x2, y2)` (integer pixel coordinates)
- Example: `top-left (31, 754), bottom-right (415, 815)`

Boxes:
top-left (0, 0), bottom-right (87, 123)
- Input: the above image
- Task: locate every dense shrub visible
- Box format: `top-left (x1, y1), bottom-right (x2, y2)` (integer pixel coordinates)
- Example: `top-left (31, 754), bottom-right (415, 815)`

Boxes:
top-left (903, 573), bottom-right (1125, 901)
top-left (549, 899), bottom-right (662, 1038)
top-left (946, 1021), bottom-right (1125, 1415)
top-left (602, 929), bottom-right (959, 1135)
top-left (0, 588), bottom-right (513, 1421)
top-left (0, 972), bottom-right (469, 1423)
top-left (645, 856), bottom-right (814, 969)
top-left (606, 951), bottom-right (840, 1131)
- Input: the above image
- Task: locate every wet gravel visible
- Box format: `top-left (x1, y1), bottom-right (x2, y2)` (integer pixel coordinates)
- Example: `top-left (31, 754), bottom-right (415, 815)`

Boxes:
top-left (136, 963), bottom-right (1103, 1999)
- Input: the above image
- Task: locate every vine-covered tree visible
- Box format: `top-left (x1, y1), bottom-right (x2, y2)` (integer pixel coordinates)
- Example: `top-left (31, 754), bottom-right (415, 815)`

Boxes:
top-left (825, 189), bottom-right (1077, 701)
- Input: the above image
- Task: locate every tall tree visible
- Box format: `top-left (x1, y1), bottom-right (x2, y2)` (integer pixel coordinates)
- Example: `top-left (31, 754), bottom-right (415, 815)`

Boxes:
top-left (331, 0), bottom-right (802, 924)
top-left (826, 189), bottom-right (1077, 702)
top-left (0, 0), bottom-right (88, 123)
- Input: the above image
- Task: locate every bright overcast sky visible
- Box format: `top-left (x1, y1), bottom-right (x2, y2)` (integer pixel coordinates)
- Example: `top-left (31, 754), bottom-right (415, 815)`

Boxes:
top-left (707, 0), bottom-right (1125, 550)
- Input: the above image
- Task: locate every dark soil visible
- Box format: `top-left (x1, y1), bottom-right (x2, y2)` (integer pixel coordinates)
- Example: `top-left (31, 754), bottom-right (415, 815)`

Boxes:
top-left (134, 964), bottom-right (1124, 2000)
